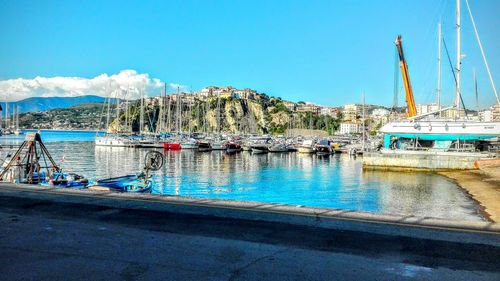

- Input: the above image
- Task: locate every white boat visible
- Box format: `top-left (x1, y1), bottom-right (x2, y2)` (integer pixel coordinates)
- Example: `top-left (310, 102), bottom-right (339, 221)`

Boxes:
top-left (250, 143), bottom-right (269, 153)
top-left (381, 0), bottom-right (500, 152)
top-left (180, 139), bottom-right (199, 149)
top-left (297, 140), bottom-right (316, 153)
top-left (211, 141), bottom-right (226, 150)
top-left (268, 143), bottom-right (288, 152)
top-left (95, 135), bottom-right (135, 147)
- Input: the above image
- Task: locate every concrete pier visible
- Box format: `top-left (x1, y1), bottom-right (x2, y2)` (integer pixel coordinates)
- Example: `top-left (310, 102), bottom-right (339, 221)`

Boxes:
top-left (363, 150), bottom-right (496, 171)
top-left (1, 184), bottom-right (499, 280)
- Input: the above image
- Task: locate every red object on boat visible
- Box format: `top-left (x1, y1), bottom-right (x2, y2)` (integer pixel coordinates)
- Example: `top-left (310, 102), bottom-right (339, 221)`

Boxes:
top-left (163, 142), bottom-right (181, 150)
top-left (226, 142), bottom-right (241, 151)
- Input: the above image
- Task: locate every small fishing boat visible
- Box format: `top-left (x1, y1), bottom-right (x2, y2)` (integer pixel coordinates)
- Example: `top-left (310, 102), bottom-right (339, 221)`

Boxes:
top-left (89, 151), bottom-right (164, 193)
top-left (40, 172), bottom-right (89, 188)
top-left (91, 173), bottom-right (153, 193)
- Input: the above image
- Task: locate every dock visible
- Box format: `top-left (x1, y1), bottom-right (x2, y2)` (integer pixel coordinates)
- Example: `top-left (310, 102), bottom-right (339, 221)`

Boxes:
top-left (363, 150), bottom-right (497, 171)
top-left (1, 184), bottom-right (499, 280)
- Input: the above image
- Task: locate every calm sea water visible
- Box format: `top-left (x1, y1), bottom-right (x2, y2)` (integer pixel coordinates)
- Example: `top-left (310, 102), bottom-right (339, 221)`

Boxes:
top-left (0, 130), bottom-right (483, 221)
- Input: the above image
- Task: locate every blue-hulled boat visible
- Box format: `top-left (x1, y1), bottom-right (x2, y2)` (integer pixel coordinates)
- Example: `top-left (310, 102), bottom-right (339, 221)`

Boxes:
top-left (91, 173), bottom-right (153, 193)
top-left (39, 172), bottom-right (89, 188)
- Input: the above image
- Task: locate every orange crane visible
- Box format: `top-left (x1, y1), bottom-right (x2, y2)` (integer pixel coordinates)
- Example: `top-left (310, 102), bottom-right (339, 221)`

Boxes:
top-left (395, 35), bottom-right (417, 117)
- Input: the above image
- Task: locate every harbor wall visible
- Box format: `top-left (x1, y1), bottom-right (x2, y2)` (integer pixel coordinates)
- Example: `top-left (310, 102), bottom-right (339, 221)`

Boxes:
top-left (2, 183), bottom-right (500, 280)
top-left (363, 151), bottom-right (496, 171)
top-left (0, 184), bottom-right (499, 247)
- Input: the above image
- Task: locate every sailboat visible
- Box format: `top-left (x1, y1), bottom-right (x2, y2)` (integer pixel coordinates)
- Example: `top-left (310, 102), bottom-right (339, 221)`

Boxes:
top-left (380, 0), bottom-right (500, 153)
top-left (95, 90), bottom-right (135, 147)
top-left (14, 104), bottom-right (21, 135)
top-left (163, 88), bottom-right (182, 150)
top-left (211, 90), bottom-right (226, 150)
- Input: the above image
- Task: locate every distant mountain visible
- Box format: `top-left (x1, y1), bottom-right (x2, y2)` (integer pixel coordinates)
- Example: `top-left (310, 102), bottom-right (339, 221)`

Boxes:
top-left (19, 102), bottom-right (115, 130)
top-left (1, 95), bottom-right (113, 114)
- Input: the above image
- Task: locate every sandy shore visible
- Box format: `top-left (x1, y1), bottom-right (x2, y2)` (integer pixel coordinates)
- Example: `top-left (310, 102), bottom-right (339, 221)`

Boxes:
top-left (440, 163), bottom-right (500, 223)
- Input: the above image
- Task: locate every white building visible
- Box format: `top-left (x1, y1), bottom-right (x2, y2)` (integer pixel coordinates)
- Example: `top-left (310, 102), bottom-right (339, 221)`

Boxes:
top-left (371, 108), bottom-right (390, 117)
top-left (416, 104), bottom-right (440, 116)
top-left (320, 107), bottom-right (340, 117)
top-left (479, 110), bottom-right (493, 121)
top-left (339, 122), bottom-right (361, 135)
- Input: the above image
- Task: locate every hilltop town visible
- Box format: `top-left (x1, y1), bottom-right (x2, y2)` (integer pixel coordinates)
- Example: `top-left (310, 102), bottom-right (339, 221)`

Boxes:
top-left (13, 85), bottom-right (500, 134)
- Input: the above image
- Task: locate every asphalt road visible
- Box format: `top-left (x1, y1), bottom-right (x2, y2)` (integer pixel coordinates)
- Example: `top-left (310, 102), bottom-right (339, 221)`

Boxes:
top-left (0, 190), bottom-right (499, 280)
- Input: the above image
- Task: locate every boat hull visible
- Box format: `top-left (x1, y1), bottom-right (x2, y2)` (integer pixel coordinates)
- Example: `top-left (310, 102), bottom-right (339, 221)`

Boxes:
top-left (163, 143), bottom-right (181, 150)
top-left (381, 120), bottom-right (499, 139)
top-left (297, 146), bottom-right (315, 153)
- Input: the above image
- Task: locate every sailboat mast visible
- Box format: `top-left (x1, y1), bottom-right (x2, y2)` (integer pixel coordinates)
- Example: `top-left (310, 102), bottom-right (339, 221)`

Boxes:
top-left (5, 102), bottom-right (8, 129)
top-left (140, 91), bottom-right (145, 133)
top-left (216, 91), bottom-right (221, 134)
top-left (16, 104), bottom-right (19, 130)
top-left (456, 0), bottom-right (461, 110)
top-left (156, 88), bottom-right (164, 134)
top-left (105, 90), bottom-right (112, 132)
top-left (176, 87), bottom-right (181, 133)
top-left (474, 68), bottom-right (479, 114)
top-left (437, 22), bottom-right (442, 112)
top-left (125, 89), bottom-right (129, 132)
top-left (116, 91), bottom-right (121, 132)
top-left (166, 94), bottom-right (171, 132)
top-left (362, 92), bottom-right (365, 153)
top-left (163, 83), bottom-right (167, 132)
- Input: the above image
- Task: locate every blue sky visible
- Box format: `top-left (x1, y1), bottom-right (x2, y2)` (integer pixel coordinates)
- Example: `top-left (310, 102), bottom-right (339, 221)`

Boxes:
top-left (0, 0), bottom-right (499, 108)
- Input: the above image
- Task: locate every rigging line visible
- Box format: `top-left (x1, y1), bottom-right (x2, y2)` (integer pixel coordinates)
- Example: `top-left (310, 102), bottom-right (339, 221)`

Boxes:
top-left (465, 0), bottom-right (499, 106)
top-left (442, 37), bottom-right (468, 118)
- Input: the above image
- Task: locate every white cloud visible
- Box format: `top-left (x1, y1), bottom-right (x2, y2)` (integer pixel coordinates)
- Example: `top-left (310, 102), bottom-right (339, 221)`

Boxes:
top-left (0, 69), bottom-right (187, 101)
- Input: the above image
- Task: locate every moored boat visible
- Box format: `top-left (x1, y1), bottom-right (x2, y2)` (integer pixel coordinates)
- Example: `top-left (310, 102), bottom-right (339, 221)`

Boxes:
top-left (250, 143), bottom-right (269, 153)
top-left (180, 139), bottom-right (199, 149)
top-left (90, 173), bottom-right (153, 193)
top-left (225, 142), bottom-right (241, 153)
top-left (211, 141), bottom-right (226, 150)
top-left (297, 140), bottom-right (316, 153)
top-left (40, 172), bottom-right (89, 188)
top-left (268, 143), bottom-right (288, 152)
top-left (163, 140), bottom-right (181, 150)
top-left (197, 141), bottom-right (212, 152)
top-left (315, 139), bottom-right (333, 155)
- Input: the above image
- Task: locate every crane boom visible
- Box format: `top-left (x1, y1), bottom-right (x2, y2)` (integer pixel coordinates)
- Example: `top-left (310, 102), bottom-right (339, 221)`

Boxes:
top-left (395, 35), bottom-right (417, 117)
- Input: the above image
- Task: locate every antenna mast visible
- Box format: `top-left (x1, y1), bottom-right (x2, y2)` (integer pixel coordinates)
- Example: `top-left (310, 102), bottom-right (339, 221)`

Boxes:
top-left (437, 22), bottom-right (442, 112)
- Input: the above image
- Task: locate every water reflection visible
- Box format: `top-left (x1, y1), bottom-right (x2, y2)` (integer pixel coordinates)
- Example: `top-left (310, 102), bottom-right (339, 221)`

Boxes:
top-left (0, 137), bottom-right (483, 221)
